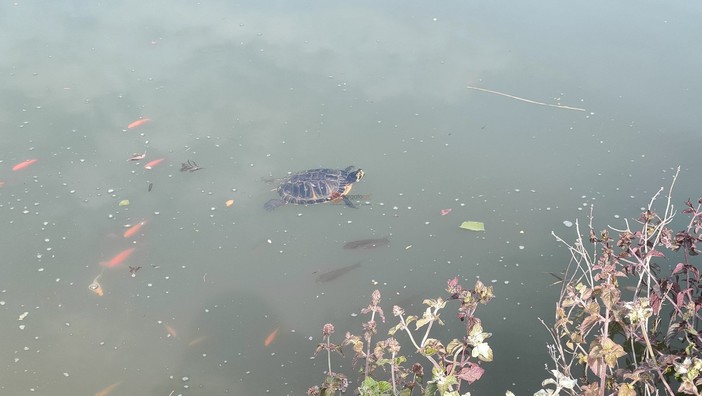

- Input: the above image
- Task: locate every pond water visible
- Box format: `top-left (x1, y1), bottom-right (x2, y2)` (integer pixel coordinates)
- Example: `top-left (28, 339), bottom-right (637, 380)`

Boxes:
top-left (1, 1), bottom-right (701, 395)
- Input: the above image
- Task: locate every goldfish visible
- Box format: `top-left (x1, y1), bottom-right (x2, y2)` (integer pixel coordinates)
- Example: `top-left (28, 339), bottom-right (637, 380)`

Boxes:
top-left (144, 158), bottom-right (165, 170)
top-left (188, 335), bottom-right (208, 347)
top-left (264, 327), bottom-right (280, 347)
top-left (164, 324), bottom-right (177, 338)
top-left (123, 221), bottom-right (147, 238)
top-left (12, 159), bottom-right (38, 171)
top-left (225, 199), bottom-right (234, 207)
top-left (95, 381), bottom-right (121, 396)
top-left (88, 274), bottom-right (104, 296)
top-left (127, 118), bottom-right (151, 129)
top-left (100, 247), bottom-right (136, 268)
top-left (440, 208), bottom-right (452, 216)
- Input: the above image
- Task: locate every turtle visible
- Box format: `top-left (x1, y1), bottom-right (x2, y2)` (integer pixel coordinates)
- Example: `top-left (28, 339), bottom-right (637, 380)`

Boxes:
top-left (264, 166), bottom-right (365, 211)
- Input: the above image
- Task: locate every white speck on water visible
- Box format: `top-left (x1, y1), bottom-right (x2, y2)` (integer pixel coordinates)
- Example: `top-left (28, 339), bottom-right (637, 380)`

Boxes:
top-left (563, 220), bottom-right (573, 227)
top-left (519, 246), bottom-right (525, 250)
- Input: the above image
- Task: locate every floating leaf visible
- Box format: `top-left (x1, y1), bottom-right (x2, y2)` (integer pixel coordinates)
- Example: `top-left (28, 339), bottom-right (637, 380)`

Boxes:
top-left (460, 221), bottom-right (485, 232)
top-left (118, 199), bottom-right (130, 206)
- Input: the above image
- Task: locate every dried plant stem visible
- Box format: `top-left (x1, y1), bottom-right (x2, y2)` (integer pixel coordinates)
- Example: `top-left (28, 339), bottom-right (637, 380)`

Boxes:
top-left (364, 310), bottom-right (376, 377)
top-left (390, 350), bottom-right (397, 395)
top-left (326, 335), bottom-right (333, 376)
top-left (420, 306), bottom-right (440, 347)
top-left (466, 85), bottom-right (587, 112)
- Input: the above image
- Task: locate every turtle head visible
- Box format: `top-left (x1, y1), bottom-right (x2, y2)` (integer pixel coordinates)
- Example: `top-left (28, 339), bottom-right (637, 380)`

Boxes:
top-left (348, 169), bottom-right (364, 183)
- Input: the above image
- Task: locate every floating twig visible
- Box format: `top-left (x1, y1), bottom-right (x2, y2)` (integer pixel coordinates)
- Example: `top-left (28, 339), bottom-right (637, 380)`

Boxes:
top-left (180, 160), bottom-right (204, 172)
top-left (466, 85), bottom-right (586, 112)
top-left (128, 151), bottom-right (147, 161)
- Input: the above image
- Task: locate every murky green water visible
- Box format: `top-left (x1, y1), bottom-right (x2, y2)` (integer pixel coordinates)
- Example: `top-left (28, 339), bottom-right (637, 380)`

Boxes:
top-left (1, 1), bottom-right (701, 394)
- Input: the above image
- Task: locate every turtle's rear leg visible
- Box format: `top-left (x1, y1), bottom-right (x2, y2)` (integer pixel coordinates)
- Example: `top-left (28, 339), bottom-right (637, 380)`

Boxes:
top-left (264, 199), bottom-right (286, 211)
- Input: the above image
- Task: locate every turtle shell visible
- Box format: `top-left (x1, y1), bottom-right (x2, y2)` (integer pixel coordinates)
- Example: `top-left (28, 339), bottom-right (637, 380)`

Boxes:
top-left (277, 167), bottom-right (360, 205)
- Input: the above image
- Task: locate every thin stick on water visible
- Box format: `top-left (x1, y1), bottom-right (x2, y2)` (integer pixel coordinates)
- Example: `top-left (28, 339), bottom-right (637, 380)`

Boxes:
top-left (466, 85), bottom-right (587, 112)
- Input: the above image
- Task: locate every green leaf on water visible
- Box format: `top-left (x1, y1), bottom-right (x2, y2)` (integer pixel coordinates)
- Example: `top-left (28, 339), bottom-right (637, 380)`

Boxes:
top-left (460, 221), bottom-right (485, 232)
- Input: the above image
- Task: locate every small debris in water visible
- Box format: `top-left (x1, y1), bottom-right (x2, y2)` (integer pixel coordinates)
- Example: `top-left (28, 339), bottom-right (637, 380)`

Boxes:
top-left (563, 220), bottom-right (574, 228)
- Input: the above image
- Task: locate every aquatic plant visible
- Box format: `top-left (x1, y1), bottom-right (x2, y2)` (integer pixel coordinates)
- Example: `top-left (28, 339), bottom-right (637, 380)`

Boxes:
top-left (539, 167), bottom-right (702, 395)
top-left (310, 167), bottom-right (702, 395)
top-left (307, 278), bottom-right (494, 396)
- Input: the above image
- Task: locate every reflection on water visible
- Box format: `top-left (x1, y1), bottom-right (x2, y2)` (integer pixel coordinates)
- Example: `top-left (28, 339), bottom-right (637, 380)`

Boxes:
top-left (1, 0), bottom-right (702, 394)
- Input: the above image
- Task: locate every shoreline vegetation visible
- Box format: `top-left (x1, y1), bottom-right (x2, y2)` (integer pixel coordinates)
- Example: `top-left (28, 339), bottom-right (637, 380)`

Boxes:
top-left (308, 166), bottom-right (702, 396)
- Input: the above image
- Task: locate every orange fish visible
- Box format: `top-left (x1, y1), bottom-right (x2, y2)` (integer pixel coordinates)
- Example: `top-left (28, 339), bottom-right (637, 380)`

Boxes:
top-left (123, 221), bottom-right (147, 238)
top-left (127, 118), bottom-right (151, 129)
top-left (164, 324), bottom-right (177, 338)
top-left (188, 335), bottom-right (208, 347)
top-left (144, 158), bottom-right (165, 170)
top-left (100, 247), bottom-right (136, 268)
top-left (88, 274), bottom-right (104, 297)
top-left (264, 327), bottom-right (280, 347)
top-left (95, 381), bottom-right (121, 396)
top-left (12, 159), bottom-right (38, 171)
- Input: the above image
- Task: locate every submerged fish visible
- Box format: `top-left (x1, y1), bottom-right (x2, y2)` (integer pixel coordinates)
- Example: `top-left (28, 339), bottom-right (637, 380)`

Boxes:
top-left (127, 118), bottom-right (151, 129)
top-left (316, 261), bottom-right (362, 282)
top-left (100, 247), bottom-right (136, 268)
top-left (95, 381), bottom-right (122, 396)
top-left (12, 159), bottom-right (38, 171)
top-left (123, 220), bottom-right (147, 238)
top-left (264, 327), bottom-right (280, 347)
top-left (343, 237), bottom-right (390, 250)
